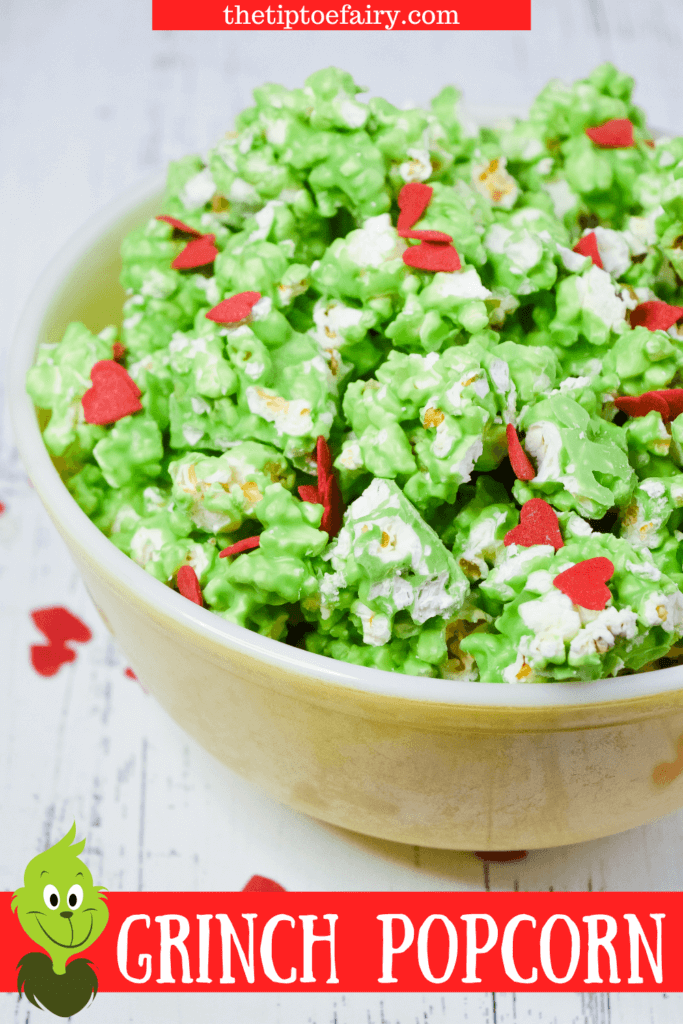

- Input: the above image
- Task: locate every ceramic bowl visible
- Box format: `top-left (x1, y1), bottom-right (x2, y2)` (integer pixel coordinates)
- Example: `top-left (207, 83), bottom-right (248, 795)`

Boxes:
top-left (11, 173), bottom-right (683, 852)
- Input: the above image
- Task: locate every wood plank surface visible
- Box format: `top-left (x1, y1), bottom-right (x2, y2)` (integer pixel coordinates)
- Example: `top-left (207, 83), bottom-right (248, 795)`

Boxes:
top-left (2, 1), bottom-right (683, 1018)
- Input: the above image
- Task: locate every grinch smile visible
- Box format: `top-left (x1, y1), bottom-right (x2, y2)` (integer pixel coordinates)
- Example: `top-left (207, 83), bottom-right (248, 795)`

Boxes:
top-left (30, 910), bottom-right (95, 950)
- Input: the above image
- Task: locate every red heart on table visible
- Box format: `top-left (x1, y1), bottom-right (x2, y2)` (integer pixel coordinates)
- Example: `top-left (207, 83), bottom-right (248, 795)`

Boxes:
top-left (398, 228), bottom-right (453, 243)
top-left (553, 557), bottom-right (614, 611)
top-left (172, 234), bottom-right (219, 270)
top-left (242, 875), bottom-right (287, 892)
top-left (630, 301), bottom-right (683, 333)
top-left (176, 565), bottom-right (203, 606)
top-left (504, 499), bottom-right (564, 551)
top-left (206, 291), bottom-right (262, 324)
top-left (506, 424), bottom-right (536, 481)
top-left (30, 607), bottom-right (92, 678)
top-left (82, 360), bottom-right (142, 425)
top-left (572, 231), bottom-right (603, 269)
top-left (32, 607), bottom-right (92, 644)
top-left (403, 241), bottom-right (461, 273)
top-left (397, 182), bottom-right (433, 232)
top-left (614, 392), bottom-right (670, 420)
top-left (156, 215), bottom-right (202, 237)
top-left (585, 118), bottom-right (635, 148)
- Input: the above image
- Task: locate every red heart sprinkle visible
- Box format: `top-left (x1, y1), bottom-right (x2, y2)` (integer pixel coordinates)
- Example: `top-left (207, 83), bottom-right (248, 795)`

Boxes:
top-left (403, 241), bottom-right (461, 273)
top-left (585, 119), bottom-right (635, 148)
top-left (506, 424), bottom-right (535, 481)
top-left (172, 234), bottom-right (219, 270)
top-left (397, 182), bottom-right (433, 232)
top-left (553, 556), bottom-right (614, 611)
top-left (30, 607), bottom-right (92, 677)
top-left (32, 607), bottom-right (92, 645)
top-left (650, 389), bottom-right (683, 421)
top-left (112, 341), bottom-right (126, 362)
top-left (630, 301), bottom-right (683, 333)
top-left (398, 229), bottom-right (453, 243)
top-left (31, 644), bottom-right (77, 677)
top-left (614, 392), bottom-right (670, 420)
top-left (573, 232), bottom-right (603, 269)
top-left (298, 484), bottom-right (320, 504)
top-left (504, 499), bottom-right (564, 551)
top-left (176, 565), bottom-right (203, 606)
top-left (0, 501), bottom-right (5, 515)
top-left (124, 667), bottom-right (137, 679)
top-left (156, 215), bottom-right (203, 237)
top-left (297, 437), bottom-right (343, 539)
top-left (219, 535), bottom-right (261, 558)
top-left (242, 875), bottom-right (287, 892)
top-left (206, 291), bottom-right (262, 324)
top-left (82, 360), bottom-right (143, 425)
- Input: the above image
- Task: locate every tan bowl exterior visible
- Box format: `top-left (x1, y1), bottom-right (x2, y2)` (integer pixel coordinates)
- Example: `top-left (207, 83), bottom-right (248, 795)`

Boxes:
top-left (11, 176), bottom-right (683, 851)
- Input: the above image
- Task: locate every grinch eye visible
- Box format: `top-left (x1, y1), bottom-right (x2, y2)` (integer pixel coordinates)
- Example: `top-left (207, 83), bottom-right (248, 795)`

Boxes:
top-left (67, 884), bottom-right (83, 909)
top-left (43, 885), bottom-right (60, 909)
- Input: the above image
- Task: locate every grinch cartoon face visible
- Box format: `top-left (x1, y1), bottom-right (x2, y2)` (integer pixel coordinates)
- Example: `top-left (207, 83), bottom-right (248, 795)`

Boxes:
top-left (11, 824), bottom-right (108, 976)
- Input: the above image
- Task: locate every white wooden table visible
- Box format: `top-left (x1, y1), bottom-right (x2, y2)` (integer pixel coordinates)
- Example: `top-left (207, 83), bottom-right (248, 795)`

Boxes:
top-left (2, 3), bottom-right (683, 1019)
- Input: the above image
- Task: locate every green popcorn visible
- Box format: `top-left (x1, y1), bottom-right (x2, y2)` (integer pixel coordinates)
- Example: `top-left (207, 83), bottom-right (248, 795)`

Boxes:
top-left (529, 63), bottom-right (642, 143)
top-left (308, 131), bottom-right (389, 220)
top-left (119, 217), bottom-right (179, 293)
top-left (215, 238), bottom-right (290, 298)
top-left (418, 266), bottom-right (492, 333)
top-left (306, 628), bottom-right (445, 677)
top-left (624, 409), bottom-right (673, 468)
top-left (115, 508), bottom-right (215, 585)
top-left (548, 264), bottom-right (631, 348)
top-left (224, 484), bottom-right (327, 604)
top-left (462, 534), bottom-right (683, 683)
top-left (168, 330), bottom-right (238, 400)
top-left (93, 414), bottom-right (164, 489)
top-left (317, 478), bottom-right (468, 649)
top-left (26, 323), bottom-right (114, 458)
top-left (304, 67), bottom-right (370, 132)
top-left (602, 325), bottom-right (683, 395)
top-left (311, 214), bottom-right (407, 306)
top-left (449, 482), bottom-right (520, 582)
top-left (484, 219), bottom-right (558, 297)
top-left (619, 475), bottom-right (683, 551)
top-left (513, 394), bottom-right (636, 518)
top-left (169, 442), bottom-right (294, 534)
top-left (561, 135), bottom-right (645, 225)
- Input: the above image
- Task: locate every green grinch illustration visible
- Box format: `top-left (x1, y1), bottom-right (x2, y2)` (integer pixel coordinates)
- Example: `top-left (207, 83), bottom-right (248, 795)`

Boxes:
top-left (11, 824), bottom-right (109, 1017)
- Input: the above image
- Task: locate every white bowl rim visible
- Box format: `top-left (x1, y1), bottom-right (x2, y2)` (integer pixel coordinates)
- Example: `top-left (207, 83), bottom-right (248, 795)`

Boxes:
top-left (9, 169), bottom-right (683, 712)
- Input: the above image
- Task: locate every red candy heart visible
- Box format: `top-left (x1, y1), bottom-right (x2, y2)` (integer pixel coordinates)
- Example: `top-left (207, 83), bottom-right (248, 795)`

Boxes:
top-left (504, 499), bottom-right (564, 551)
top-left (219, 535), bottom-right (261, 558)
top-left (398, 229), bottom-right (453, 243)
top-left (242, 875), bottom-right (286, 892)
top-left (0, 501), bottom-right (5, 515)
top-left (32, 607), bottom-right (92, 644)
top-left (298, 436), bottom-right (343, 539)
top-left (172, 234), bottom-right (219, 270)
top-left (155, 215), bottom-right (202, 237)
top-left (403, 241), bottom-right (461, 273)
top-left (650, 389), bottom-right (683, 421)
top-left (585, 119), bottom-right (635, 148)
top-left (124, 667), bottom-right (138, 679)
top-left (30, 607), bottom-right (92, 677)
top-left (572, 231), bottom-right (603, 269)
top-left (614, 392), bottom-right (670, 420)
top-left (506, 424), bottom-right (535, 481)
top-left (397, 183), bottom-right (433, 232)
top-left (82, 360), bottom-right (142, 425)
top-left (176, 565), bottom-right (203, 606)
top-left (206, 291), bottom-right (262, 324)
top-left (630, 301), bottom-right (683, 333)
top-left (553, 556), bottom-right (614, 611)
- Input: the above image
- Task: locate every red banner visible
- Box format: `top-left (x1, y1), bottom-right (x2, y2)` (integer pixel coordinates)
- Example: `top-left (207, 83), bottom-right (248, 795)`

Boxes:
top-left (152, 0), bottom-right (530, 30)
top-left (2, 891), bottom-right (681, 992)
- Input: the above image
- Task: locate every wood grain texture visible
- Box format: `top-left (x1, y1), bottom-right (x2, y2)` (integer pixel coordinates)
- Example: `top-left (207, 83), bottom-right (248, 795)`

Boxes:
top-left (2, 1), bottom-right (683, 1018)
